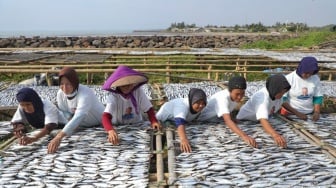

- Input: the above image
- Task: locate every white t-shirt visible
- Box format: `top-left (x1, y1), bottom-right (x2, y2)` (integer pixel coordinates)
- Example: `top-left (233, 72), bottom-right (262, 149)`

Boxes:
top-left (284, 71), bottom-right (322, 114)
top-left (156, 98), bottom-right (201, 123)
top-left (57, 84), bottom-right (105, 135)
top-left (198, 89), bottom-right (238, 121)
top-left (12, 99), bottom-right (60, 126)
top-left (236, 87), bottom-right (283, 121)
top-left (104, 88), bottom-right (152, 125)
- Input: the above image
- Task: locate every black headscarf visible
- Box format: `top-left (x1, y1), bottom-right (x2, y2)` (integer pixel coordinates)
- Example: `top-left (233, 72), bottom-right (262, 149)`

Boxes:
top-left (266, 74), bottom-right (291, 101)
top-left (188, 88), bottom-right (207, 114)
top-left (16, 88), bottom-right (45, 128)
top-left (228, 76), bottom-right (247, 91)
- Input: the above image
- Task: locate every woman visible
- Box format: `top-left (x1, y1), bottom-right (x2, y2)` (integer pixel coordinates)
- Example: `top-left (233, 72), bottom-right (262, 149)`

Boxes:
top-left (47, 67), bottom-right (105, 153)
top-left (156, 88), bottom-right (207, 153)
top-left (236, 74), bottom-right (291, 148)
top-left (198, 76), bottom-right (257, 148)
top-left (11, 87), bottom-right (67, 145)
top-left (102, 65), bottom-right (161, 145)
top-left (281, 56), bottom-right (323, 121)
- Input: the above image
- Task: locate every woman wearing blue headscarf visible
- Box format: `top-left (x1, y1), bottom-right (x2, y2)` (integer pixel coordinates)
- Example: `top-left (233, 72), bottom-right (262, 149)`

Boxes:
top-left (281, 56), bottom-right (323, 121)
top-left (11, 87), bottom-right (66, 145)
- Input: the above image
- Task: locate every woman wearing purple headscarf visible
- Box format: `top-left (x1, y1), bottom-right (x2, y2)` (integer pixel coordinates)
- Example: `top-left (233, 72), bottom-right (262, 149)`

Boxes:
top-left (101, 65), bottom-right (161, 145)
top-left (281, 56), bottom-right (323, 121)
top-left (11, 87), bottom-right (66, 145)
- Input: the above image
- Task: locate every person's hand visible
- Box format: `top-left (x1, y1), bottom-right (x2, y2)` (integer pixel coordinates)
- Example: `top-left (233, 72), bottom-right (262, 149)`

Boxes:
top-left (48, 136), bottom-right (62, 154)
top-left (312, 112), bottom-right (320, 122)
top-left (296, 112), bottom-right (308, 121)
top-left (180, 138), bottom-right (192, 153)
top-left (151, 122), bottom-right (161, 131)
top-left (242, 135), bottom-right (258, 148)
top-left (272, 133), bottom-right (287, 148)
top-left (19, 136), bottom-right (37, 145)
top-left (108, 129), bottom-right (119, 145)
top-left (13, 123), bottom-right (26, 138)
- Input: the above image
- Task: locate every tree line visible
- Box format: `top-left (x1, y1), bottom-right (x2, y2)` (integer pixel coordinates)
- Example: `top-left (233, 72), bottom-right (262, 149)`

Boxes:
top-left (168, 21), bottom-right (335, 33)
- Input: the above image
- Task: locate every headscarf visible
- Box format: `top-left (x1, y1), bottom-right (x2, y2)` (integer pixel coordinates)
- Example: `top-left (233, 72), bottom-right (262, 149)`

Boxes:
top-left (188, 88), bottom-right (207, 114)
top-left (16, 88), bottom-right (45, 128)
top-left (296, 56), bottom-right (319, 77)
top-left (102, 65), bottom-right (148, 114)
top-left (266, 74), bottom-right (291, 101)
top-left (228, 76), bottom-right (247, 91)
top-left (59, 67), bottom-right (79, 90)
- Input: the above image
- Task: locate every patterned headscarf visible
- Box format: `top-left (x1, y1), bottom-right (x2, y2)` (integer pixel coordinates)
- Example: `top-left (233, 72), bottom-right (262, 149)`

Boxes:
top-left (266, 74), bottom-right (291, 101)
top-left (16, 88), bottom-right (45, 128)
top-left (188, 88), bottom-right (207, 114)
top-left (296, 56), bottom-right (319, 77)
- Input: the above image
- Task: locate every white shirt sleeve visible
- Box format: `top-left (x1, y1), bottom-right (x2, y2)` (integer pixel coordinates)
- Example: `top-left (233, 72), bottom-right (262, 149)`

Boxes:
top-left (43, 99), bottom-right (59, 125)
top-left (11, 107), bottom-right (27, 124)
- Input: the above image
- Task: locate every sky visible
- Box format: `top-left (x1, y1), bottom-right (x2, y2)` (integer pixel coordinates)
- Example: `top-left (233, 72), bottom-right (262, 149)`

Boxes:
top-left (0, 0), bottom-right (335, 35)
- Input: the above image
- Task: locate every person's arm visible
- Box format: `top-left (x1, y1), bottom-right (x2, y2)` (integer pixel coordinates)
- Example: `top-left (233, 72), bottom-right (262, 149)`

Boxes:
top-left (11, 108), bottom-right (27, 138)
top-left (174, 117), bottom-right (191, 153)
top-left (21, 123), bottom-right (57, 145)
top-left (312, 95), bottom-right (322, 121)
top-left (146, 107), bottom-right (161, 130)
top-left (282, 102), bottom-right (307, 120)
top-left (102, 112), bottom-right (119, 145)
top-left (48, 89), bottom-right (92, 153)
top-left (259, 118), bottom-right (287, 148)
top-left (176, 125), bottom-right (191, 153)
top-left (222, 114), bottom-right (257, 148)
top-left (21, 100), bottom-right (60, 145)
top-left (48, 131), bottom-right (66, 153)
top-left (312, 104), bottom-right (321, 121)
top-left (62, 89), bottom-right (92, 136)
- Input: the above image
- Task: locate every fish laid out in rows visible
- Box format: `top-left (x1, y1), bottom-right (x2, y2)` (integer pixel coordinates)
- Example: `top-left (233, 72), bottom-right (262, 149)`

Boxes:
top-left (173, 117), bottom-right (336, 187)
top-left (0, 125), bottom-right (152, 187)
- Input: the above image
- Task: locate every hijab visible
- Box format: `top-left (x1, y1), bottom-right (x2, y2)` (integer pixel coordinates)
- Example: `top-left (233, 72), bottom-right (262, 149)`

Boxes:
top-left (188, 88), bottom-right (207, 114)
top-left (16, 88), bottom-right (45, 128)
top-left (102, 65), bottom-right (148, 114)
top-left (59, 67), bottom-right (80, 99)
top-left (296, 56), bottom-right (319, 77)
top-left (266, 74), bottom-right (291, 101)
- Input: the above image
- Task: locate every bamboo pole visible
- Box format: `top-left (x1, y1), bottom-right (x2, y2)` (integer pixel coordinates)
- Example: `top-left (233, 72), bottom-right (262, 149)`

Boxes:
top-left (0, 136), bottom-right (16, 151)
top-left (166, 60), bottom-right (170, 84)
top-left (166, 127), bottom-right (177, 185)
top-left (155, 131), bottom-right (164, 184)
top-left (276, 114), bottom-right (336, 160)
top-left (0, 63), bottom-right (301, 69)
top-left (207, 65), bottom-right (212, 80)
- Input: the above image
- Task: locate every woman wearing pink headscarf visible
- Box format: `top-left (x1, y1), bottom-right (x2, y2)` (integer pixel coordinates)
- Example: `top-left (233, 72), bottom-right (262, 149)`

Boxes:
top-left (101, 65), bottom-right (161, 145)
